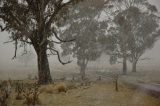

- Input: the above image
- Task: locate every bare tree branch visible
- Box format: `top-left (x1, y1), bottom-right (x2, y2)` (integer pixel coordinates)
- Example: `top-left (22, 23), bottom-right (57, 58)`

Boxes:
top-left (53, 30), bottom-right (76, 42)
top-left (12, 39), bottom-right (18, 59)
top-left (3, 40), bottom-right (14, 44)
top-left (0, 25), bottom-right (9, 31)
top-left (48, 47), bottom-right (72, 65)
top-left (47, 40), bottom-right (62, 44)
top-left (4, 39), bottom-right (32, 44)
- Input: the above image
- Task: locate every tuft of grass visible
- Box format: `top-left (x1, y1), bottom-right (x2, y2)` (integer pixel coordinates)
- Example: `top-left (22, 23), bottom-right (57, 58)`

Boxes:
top-left (39, 85), bottom-right (55, 94)
top-left (23, 83), bottom-right (41, 106)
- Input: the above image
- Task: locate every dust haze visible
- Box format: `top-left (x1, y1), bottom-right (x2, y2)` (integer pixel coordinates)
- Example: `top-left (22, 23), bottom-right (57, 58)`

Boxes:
top-left (0, 0), bottom-right (160, 106)
top-left (0, 0), bottom-right (160, 76)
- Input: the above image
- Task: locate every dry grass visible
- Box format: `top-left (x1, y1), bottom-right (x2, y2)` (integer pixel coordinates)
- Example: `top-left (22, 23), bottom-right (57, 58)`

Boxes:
top-left (39, 85), bottom-right (55, 94)
top-left (7, 81), bottom-right (160, 106)
top-left (39, 81), bottom-right (78, 94)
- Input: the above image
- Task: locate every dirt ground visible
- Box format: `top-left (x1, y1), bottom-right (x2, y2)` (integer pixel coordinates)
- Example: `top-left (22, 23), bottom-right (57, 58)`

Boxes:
top-left (7, 81), bottom-right (160, 106)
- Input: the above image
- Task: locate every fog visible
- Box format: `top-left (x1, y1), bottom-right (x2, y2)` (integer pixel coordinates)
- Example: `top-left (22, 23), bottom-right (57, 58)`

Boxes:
top-left (0, 1), bottom-right (160, 106)
top-left (0, 0), bottom-right (160, 72)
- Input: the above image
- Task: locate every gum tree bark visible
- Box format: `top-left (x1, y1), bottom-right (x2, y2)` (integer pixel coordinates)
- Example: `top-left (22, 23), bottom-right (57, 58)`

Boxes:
top-left (37, 46), bottom-right (52, 84)
top-left (32, 40), bottom-right (52, 84)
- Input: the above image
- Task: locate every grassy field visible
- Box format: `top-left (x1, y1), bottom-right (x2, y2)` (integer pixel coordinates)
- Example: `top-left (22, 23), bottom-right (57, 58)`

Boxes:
top-left (5, 80), bottom-right (160, 106)
top-left (1, 65), bottom-right (160, 106)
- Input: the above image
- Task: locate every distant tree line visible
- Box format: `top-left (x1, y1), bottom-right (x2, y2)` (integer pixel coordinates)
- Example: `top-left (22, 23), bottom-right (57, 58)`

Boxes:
top-left (60, 0), bottom-right (160, 78)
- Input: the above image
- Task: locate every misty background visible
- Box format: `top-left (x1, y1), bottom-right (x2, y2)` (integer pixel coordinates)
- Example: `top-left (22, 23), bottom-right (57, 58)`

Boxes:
top-left (0, 0), bottom-right (160, 72)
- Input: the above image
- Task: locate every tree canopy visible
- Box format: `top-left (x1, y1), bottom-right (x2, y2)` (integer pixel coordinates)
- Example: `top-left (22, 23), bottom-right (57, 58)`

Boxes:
top-left (59, 0), bottom-right (107, 79)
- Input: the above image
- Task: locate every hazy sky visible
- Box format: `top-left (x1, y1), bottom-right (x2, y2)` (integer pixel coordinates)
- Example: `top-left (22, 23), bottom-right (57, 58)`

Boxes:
top-left (0, 0), bottom-right (160, 71)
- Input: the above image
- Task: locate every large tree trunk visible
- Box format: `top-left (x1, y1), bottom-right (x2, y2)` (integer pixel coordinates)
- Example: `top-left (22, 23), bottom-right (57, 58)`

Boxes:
top-left (132, 60), bottom-right (137, 72)
top-left (123, 55), bottom-right (127, 75)
top-left (37, 49), bottom-right (52, 84)
top-left (34, 43), bottom-right (52, 84)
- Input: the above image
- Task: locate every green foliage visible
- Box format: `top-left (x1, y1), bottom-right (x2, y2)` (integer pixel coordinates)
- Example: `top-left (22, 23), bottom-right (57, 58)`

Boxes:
top-left (59, 0), bottom-right (107, 67)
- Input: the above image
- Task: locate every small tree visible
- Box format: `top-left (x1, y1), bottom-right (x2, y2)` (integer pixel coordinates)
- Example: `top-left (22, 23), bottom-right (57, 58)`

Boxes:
top-left (0, 0), bottom-right (83, 84)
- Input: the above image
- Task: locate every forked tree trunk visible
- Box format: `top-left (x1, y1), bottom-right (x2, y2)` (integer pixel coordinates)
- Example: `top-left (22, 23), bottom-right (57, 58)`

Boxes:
top-left (123, 55), bottom-right (127, 75)
top-left (34, 43), bottom-right (52, 84)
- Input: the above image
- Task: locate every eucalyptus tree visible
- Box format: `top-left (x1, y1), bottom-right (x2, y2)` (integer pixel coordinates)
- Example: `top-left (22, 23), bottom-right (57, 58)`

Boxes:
top-left (59, 0), bottom-right (107, 79)
top-left (103, 0), bottom-right (159, 74)
top-left (126, 9), bottom-right (160, 72)
top-left (0, 0), bottom-right (83, 84)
